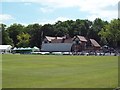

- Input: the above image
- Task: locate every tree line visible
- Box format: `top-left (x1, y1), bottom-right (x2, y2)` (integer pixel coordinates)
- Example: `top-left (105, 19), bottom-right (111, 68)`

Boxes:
top-left (1, 18), bottom-right (120, 49)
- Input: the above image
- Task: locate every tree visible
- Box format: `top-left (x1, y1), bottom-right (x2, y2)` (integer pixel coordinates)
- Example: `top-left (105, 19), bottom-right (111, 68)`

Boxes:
top-left (74, 19), bottom-right (92, 37)
top-left (98, 28), bottom-right (108, 46)
top-left (7, 23), bottom-right (25, 47)
top-left (99, 19), bottom-right (120, 48)
top-left (25, 24), bottom-right (42, 48)
top-left (90, 18), bottom-right (108, 44)
top-left (64, 20), bottom-right (74, 37)
top-left (1, 18), bottom-right (119, 49)
top-left (1, 24), bottom-right (13, 45)
top-left (17, 32), bottom-right (30, 47)
top-left (41, 24), bottom-right (55, 37)
top-left (54, 21), bottom-right (69, 36)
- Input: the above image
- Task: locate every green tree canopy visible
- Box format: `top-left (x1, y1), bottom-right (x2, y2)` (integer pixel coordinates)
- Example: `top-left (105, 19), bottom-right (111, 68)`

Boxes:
top-left (7, 23), bottom-right (25, 47)
top-left (99, 19), bottom-right (120, 47)
top-left (17, 32), bottom-right (30, 48)
top-left (25, 24), bottom-right (42, 48)
top-left (1, 18), bottom-right (119, 48)
top-left (1, 24), bottom-right (13, 45)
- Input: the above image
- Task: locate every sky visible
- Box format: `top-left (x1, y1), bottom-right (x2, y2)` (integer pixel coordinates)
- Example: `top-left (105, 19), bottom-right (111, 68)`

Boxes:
top-left (0, 0), bottom-right (119, 26)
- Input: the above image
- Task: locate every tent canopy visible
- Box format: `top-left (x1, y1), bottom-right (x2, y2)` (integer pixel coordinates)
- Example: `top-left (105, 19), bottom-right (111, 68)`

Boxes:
top-left (0, 45), bottom-right (12, 50)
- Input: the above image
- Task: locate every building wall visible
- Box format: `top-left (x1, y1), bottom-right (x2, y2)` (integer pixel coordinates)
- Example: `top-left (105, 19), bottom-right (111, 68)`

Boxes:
top-left (41, 43), bottom-right (73, 52)
top-left (0, 45), bottom-right (12, 54)
top-left (0, 49), bottom-right (11, 54)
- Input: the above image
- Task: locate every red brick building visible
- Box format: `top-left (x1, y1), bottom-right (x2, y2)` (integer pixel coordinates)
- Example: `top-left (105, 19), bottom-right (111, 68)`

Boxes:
top-left (41, 35), bottom-right (101, 52)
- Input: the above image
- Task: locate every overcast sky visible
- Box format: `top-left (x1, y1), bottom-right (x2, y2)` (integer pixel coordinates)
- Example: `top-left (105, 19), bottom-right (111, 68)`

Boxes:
top-left (0, 0), bottom-right (119, 26)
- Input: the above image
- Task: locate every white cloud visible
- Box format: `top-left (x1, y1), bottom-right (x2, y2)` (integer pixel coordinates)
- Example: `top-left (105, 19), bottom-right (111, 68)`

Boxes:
top-left (87, 15), bottom-right (99, 21)
top-left (78, 0), bottom-right (118, 11)
top-left (36, 0), bottom-right (118, 20)
top-left (78, 0), bottom-right (118, 21)
top-left (40, 7), bottom-right (54, 13)
top-left (33, 17), bottom-right (71, 25)
top-left (55, 17), bottom-right (71, 22)
top-left (87, 10), bottom-right (118, 21)
top-left (1, 0), bottom-right (119, 21)
top-left (2, 0), bottom-right (118, 8)
top-left (24, 2), bottom-right (32, 6)
top-left (0, 14), bottom-right (14, 22)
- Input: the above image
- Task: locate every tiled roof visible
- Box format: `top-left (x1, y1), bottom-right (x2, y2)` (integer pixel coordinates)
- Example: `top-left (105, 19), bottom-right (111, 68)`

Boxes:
top-left (51, 39), bottom-right (62, 43)
top-left (64, 38), bottom-right (73, 43)
top-left (76, 36), bottom-right (87, 42)
top-left (90, 39), bottom-right (101, 47)
top-left (45, 36), bottom-right (73, 43)
top-left (45, 36), bottom-right (55, 41)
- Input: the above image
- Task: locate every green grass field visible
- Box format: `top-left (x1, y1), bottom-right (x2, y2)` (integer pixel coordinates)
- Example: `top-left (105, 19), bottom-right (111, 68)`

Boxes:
top-left (2, 55), bottom-right (118, 88)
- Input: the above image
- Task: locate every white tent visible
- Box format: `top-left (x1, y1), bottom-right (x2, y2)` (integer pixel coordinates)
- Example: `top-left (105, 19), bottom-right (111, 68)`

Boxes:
top-left (0, 45), bottom-right (12, 54)
top-left (13, 47), bottom-right (17, 50)
top-left (32, 47), bottom-right (39, 52)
